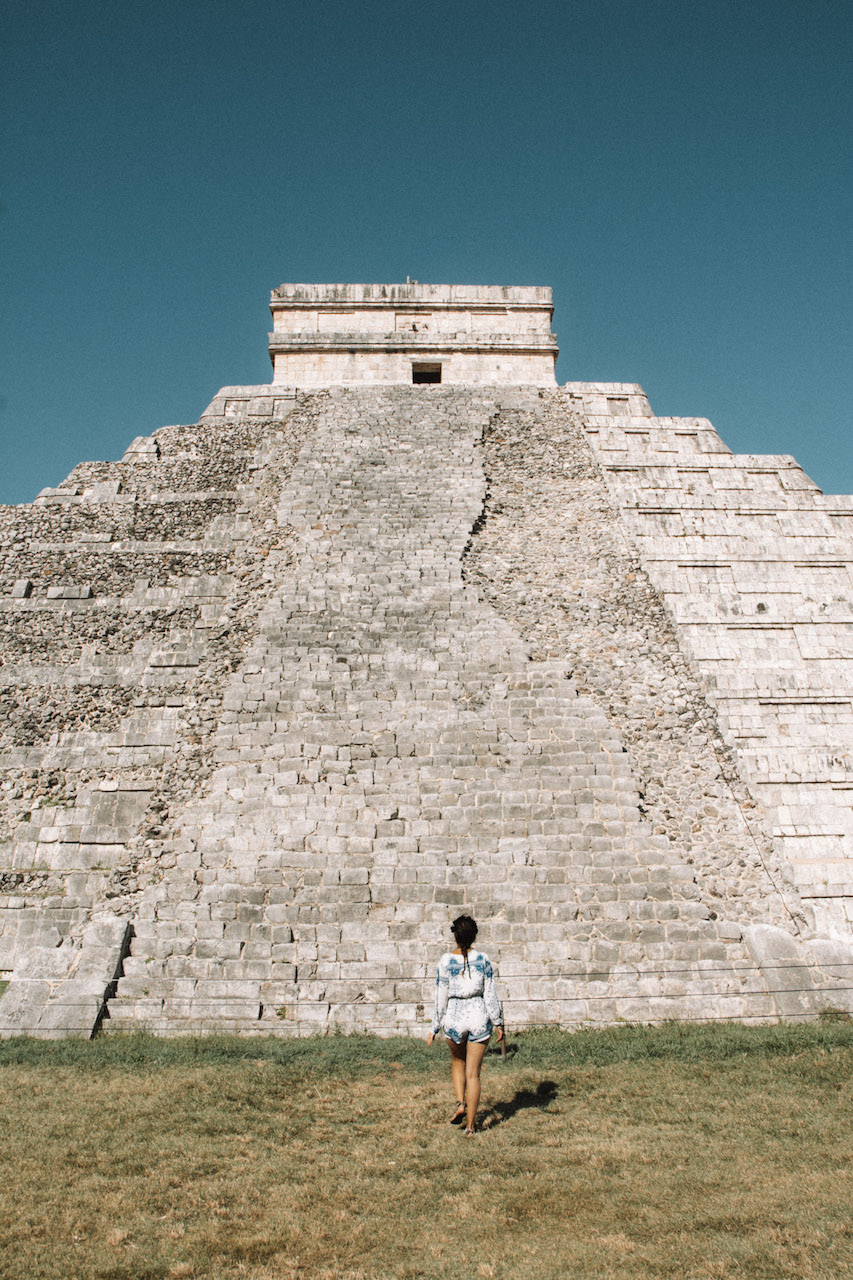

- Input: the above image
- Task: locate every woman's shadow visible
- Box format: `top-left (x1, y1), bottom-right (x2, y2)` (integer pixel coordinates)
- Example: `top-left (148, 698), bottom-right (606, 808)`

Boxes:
top-left (479, 1080), bottom-right (558, 1130)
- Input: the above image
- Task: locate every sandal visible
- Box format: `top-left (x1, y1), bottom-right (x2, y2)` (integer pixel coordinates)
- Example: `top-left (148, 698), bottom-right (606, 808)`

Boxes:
top-left (463, 1126), bottom-right (476, 1137)
top-left (450, 1104), bottom-right (466, 1125)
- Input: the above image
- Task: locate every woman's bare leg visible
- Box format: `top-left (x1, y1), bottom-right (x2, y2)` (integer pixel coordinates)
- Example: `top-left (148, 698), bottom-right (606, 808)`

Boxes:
top-left (448, 1039), bottom-right (467, 1111)
top-left (464, 1040), bottom-right (488, 1131)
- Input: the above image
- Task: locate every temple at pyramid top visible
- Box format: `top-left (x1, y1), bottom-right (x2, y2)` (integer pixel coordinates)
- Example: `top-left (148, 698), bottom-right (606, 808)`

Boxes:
top-left (268, 282), bottom-right (558, 386)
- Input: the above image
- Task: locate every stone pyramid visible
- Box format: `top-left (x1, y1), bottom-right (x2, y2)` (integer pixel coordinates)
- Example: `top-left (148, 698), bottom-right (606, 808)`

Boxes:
top-left (1, 283), bottom-right (851, 1037)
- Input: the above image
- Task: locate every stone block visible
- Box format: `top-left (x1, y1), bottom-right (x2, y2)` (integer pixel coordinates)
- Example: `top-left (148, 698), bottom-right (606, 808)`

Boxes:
top-left (717, 920), bottom-right (743, 941)
top-left (46, 585), bottom-right (94, 600)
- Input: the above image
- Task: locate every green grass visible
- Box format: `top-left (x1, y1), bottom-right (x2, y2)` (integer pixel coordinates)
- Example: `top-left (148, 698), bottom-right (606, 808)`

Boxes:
top-left (2, 1015), bottom-right (851, 1072)
top-left (1, 1021), bottom-right (851, 1280)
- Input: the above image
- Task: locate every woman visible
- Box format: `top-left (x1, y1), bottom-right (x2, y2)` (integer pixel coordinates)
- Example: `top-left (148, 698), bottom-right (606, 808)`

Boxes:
top-left (427, 914), bottom-right (504, 1135)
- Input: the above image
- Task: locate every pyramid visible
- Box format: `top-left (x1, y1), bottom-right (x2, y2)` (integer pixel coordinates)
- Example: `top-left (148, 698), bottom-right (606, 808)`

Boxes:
top-left (1, 284), bottom-right (851, 1037)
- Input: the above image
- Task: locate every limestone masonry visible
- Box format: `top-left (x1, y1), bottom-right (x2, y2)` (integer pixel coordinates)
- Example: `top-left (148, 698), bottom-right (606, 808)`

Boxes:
top-left (1, 282), bottom-right (851, 1038)
top-left (268, 283), bottom-right (557, 386)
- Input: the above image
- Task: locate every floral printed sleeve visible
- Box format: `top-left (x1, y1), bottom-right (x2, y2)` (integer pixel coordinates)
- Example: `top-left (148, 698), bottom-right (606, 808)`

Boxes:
top-left (483, 956), bottom-right (502, 1027)
top-left (431, 956), bottom-right (449, 1034)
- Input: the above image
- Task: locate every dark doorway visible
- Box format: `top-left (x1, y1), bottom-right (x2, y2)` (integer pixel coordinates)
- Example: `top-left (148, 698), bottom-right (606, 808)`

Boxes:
top-left (412, 363), bottom-right (441, 384)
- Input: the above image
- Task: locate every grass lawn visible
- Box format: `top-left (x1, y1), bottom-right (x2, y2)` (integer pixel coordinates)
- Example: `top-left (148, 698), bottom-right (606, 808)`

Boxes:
top-left (0, 1020), bottom-right (851, 1280)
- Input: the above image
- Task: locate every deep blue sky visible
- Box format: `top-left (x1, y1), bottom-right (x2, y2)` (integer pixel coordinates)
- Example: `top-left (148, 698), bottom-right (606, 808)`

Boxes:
top-left (1, 0), bottom-right (850, 503)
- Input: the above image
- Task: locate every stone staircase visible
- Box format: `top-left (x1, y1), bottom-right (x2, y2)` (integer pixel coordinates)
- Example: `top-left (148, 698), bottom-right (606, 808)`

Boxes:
top-left (3, 384), bottom-right (851, 1037)
top-left (104, 388), bottom-right (843, 1035)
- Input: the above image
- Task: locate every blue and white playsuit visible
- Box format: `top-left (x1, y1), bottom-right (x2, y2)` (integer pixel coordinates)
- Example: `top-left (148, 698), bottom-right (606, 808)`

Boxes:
top-left (431, 950), bottom-right (503, 1044)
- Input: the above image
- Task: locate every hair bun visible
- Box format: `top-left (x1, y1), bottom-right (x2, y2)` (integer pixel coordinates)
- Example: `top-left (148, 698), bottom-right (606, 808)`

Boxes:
top-left (450, 915), bottom-right (478, 952)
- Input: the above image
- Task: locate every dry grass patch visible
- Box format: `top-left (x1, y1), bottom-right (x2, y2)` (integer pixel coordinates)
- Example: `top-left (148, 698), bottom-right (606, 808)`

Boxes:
top-left (0, 1023), bottom-right (851, 1279)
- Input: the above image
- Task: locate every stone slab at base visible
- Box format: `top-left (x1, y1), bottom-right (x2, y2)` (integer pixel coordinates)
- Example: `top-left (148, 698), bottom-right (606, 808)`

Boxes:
top-left (0, 916), bottom-right (132, 1038)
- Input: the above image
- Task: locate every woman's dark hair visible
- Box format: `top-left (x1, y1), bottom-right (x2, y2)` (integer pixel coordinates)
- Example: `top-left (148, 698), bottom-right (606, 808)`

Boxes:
top-left (451, 915), bottom-right (478, 971)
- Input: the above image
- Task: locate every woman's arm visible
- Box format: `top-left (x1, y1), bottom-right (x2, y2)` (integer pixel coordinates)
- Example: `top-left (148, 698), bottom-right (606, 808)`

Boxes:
top-left (430, 957), bottom-right (449, 1038)
top-left (483, 956), bottom-right (503, 1031)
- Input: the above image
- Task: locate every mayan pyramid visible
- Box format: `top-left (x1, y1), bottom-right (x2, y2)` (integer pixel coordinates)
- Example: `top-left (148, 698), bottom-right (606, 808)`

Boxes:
top-left (1, 282), bottom-right (851, 1038)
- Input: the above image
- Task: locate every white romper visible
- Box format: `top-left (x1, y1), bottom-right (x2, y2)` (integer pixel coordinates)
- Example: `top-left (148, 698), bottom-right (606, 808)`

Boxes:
top-left (431, 950), bottom-right (503, 1044)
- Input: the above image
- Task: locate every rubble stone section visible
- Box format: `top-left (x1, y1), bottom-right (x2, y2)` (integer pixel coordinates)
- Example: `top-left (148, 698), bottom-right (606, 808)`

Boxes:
top-left (577, 387), bottom-right (853, 937)
top-left (0, 399), bottom-right (316, 1035)
top-left (103, 387), bottom-right (847, 1037)
top-left (464, 389), bottom-right (806, 933)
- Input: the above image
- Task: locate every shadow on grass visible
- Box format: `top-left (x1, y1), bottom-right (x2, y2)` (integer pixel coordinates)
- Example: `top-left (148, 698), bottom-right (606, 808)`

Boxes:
top-left (480, 1079), bottom-right (558, 1130)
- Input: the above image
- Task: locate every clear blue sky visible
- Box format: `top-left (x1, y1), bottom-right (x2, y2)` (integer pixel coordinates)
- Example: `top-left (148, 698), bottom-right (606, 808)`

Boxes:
top-left (1, 0), bottom-right (850, 503)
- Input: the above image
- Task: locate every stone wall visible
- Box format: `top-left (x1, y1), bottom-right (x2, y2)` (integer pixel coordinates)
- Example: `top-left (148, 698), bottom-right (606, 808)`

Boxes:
top-left (270, 347), bottom-right (557, 388)
top-left (463, 390), bottom-right (805, 934)
top-left (2, 383), bottom-right (851, 1037)
top-left (0, 400), bottom-right (316, 1034)
top-left (268, 282), bottom-right (558, 386)
top-left (574, 386), bottom-right (853, 936)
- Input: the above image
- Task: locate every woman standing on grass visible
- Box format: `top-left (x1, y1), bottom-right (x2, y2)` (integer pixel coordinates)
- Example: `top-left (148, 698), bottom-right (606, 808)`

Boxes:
top-left (427, 915), bottom-right (504, 1135)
